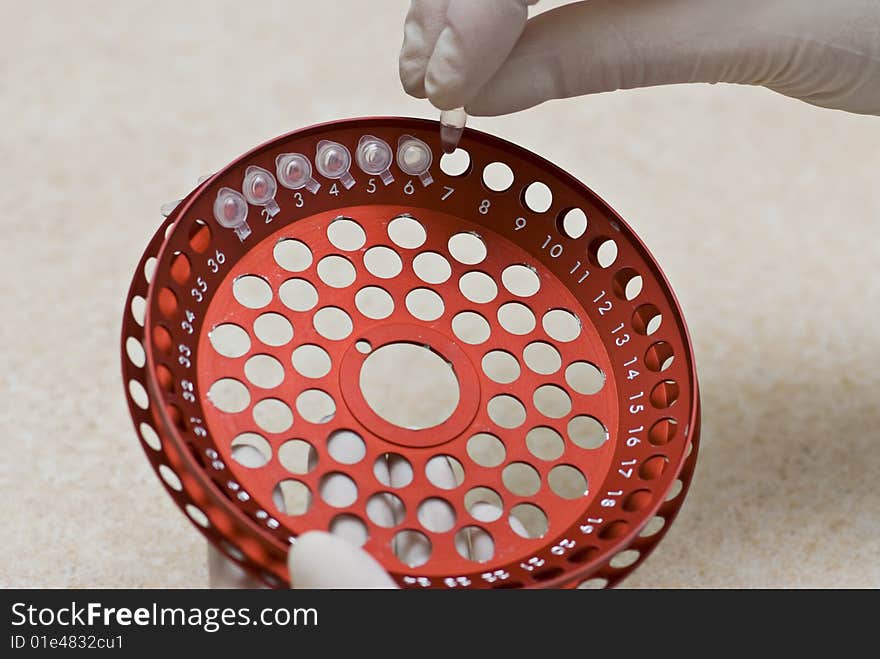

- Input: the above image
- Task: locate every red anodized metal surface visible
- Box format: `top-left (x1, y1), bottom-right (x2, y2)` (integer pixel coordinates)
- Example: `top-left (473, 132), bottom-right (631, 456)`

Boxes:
top-left (121, 117), bottom-right (700, 588)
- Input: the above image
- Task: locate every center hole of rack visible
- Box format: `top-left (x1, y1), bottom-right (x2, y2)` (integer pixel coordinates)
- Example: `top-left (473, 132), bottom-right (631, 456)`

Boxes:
top-left (359, 342), bottom-right (460, 430)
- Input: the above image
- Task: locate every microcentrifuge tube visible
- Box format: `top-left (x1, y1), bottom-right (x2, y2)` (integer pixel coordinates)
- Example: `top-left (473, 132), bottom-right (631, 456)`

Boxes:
top-left (315, 140), bottom-right (356, 189)
top-left (440, 108), bottom-right (467, 154)
top-left (242, 166), bottom-right (280, 217)
top-left (356, 135), bottom-right (394, 185)
top-left (276, 153), bottom-right (321, 194)
top-left (397, 135), bottom-right (434, 187)
top-left (213, 188), bottom-right (251, 241)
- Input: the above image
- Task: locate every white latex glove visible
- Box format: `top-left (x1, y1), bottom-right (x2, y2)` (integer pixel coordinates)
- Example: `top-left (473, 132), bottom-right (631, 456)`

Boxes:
top-left (400, 0), bottom-right (880, 116)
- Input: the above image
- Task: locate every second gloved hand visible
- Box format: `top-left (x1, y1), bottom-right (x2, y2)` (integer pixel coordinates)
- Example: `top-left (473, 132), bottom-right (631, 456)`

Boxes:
top-left (399, 0), bottom-right (880, 116)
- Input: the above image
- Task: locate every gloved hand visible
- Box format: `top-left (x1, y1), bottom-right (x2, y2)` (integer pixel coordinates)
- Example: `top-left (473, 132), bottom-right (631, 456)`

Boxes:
top-left (399, 0), bottom-right (880, 116)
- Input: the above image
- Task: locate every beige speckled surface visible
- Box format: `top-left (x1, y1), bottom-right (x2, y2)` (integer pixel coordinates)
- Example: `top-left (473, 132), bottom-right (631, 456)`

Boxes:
top-left (1, 0), bottom-right (878, 588)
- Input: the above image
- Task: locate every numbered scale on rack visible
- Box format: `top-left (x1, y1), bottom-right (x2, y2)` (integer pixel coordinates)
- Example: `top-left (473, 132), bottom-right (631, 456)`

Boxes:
top-left (122, 117), bottom-right (700, 589)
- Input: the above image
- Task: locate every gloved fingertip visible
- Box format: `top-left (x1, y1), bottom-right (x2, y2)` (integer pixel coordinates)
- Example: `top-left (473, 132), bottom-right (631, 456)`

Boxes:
top-left (288, 531), bottom-right (398, 589)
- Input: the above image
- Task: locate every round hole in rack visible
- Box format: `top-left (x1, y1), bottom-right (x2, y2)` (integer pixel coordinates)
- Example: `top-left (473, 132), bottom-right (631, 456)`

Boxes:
top-left (623, 489), bottom-right (652, 512)
top-left (455, 527), bottom-right (495, 563)
top-left (244, 354), bottom-right (285, 389)
top-left (188, 220), bottom-right (211, 253)
top-left (139, 422), bottom-right (161, 451)
top-left (274, 238), bottom-right (313, 272)
top-left (526, 426), bottom-right (565, 462)
top-left (253, 313), bottom-right (293, 347)
top-left (523, 181), bottom-right (553, 213)
top-left (542, 309), bottom-right (581, 342)
top-left (565, 361), bottom-right (605, 395)
top-left (320, 472), bottom-right (358, 508)
top-left (482, 162), bottom-right (514, 192)
top-left (448, 232), bottom-right (486, 265)
top-left (327, 217), bottom-right (366, 251)
top-left (440, 148), bottom-right (471, 176)
top-left (567, 415), bottom-right (608, 449)
top-left (170, 252), bottom-right (191, 285)
top-left (649, 417), bottom-right (678, 446)
top-left (330, 514), bottom-right (368, 546)
top-left (459, 271), bottom-right (497, 304)
top-left (413, 252), bottom-right (452, 284)
top-left (373, 453), bottom-right (414, 488)
top-left (666, 479), bottom-right (684, 501)
top-left (502, 462), bottom-right (541, 497)
top-left (388, 215), bottom-right (427, 249)
top-left (466, 433), bottom-right (506, 468)
top-left (367, 492), bottom-right (406, 528)
top-left (426, 455), bottom-right (465, 489)
top-left (292, 344), bottom-right (331, 379)
top-left (577, 577), bottom-right (608, 590)
top-left (501, 265), bottom-right (540, 297)
top-left (481, 350), bottom-right (520, 384)
top-left (355, 339), bottom-right (372, 354)
top-left (278, 439), bottom-right (317, 474)
top-left (273, 480), bottom-right (312, 516)
top-left (405, 287), bottom-right (445, 321)
top-left (231, 432), bottom-right (272, 468)
top-left (509, 503), bottom-right (548, 539)
top-left (523, 341), bottom-right (561, 375)
top-left (418, 498), bottom-right (456, 533)
top-left (209, 323), bottom-right (251, 358)
top-left (278, 278), bottom-right (318, 312)
top-left (640, 455), bottom-right (669, 481)
top-left (464, 487), bottom-right (504, 522)
top-left (589, 237), bottom-right (618, 269)
top-left (252, 398), bottom-right (293, 434)
top-left (296, 389), bottom-right (336, 424)
top-left (392, 530), bottom-right (431, 568)
top-left (360, 343), bottom-right (459, 429)
top-left (363, 246), bottom-right (403, 279)
top-left (233, 275), bottom-right (273, 309)
top-left (451, 311), bottom-right (491, 344)
top-left (533, 384), bottom-right (572, 419)
top-left (317, 255), bottom-right (357, 289)
top-left (612, 267), bottom-right (643, 301)
top-left (186, 505), bottom-right (210, 528)
top-left (488, 394), bottom-right (526, 429)
top-left (219, 541), bottom-right (245, 563)
top-left (497, 302), bottom-right (536, 335)
top-left (151, 325), bottom-right (172, 356)
top-left (158, 287), bottom-right (178, 318)
top-left (558, 208), bottom-right (588, 239)
top-left (548, 464), bottom-right (588, 499)
top-left (645, 341), bottom-right (675, 372)
top-left (640, 515), bottom-right (666, 538)
top-left (207, 378), bottom-right (250, 414)
top-left (650, 379), bottom-right (680, 408)
top-left (610, 549), bottom-right (640, 569)
top-left (158, 465), bottom-right (182, 491)
top-left (130, 296), bottom-right (146, 326)
top-left (313, 307), bottom-right (353, 341)
top-left (155, 364), bottom-right (173, 393)
top-left (598, 520), bottom-right (629, 540)
top-left (355, 286), bottom-right (394, 319)
top-left (632, 304), bottom-right (663, 336)
top-left (327, 429), bottom-right (366, 464)
top-left (126, 337), bottom-right (146, 368)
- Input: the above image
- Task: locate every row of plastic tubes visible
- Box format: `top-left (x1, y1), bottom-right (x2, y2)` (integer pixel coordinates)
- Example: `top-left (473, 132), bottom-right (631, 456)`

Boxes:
top-left (205, 135), bottom-right (436, 240)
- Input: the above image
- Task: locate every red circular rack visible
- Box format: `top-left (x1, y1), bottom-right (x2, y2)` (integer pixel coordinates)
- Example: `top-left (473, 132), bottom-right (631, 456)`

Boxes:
top-left (121, 117), bottom-right (700, 588)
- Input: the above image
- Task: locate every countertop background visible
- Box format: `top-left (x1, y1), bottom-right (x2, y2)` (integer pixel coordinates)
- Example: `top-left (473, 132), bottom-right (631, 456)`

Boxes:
top-left (2, 0), bottom-right (878, 588)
